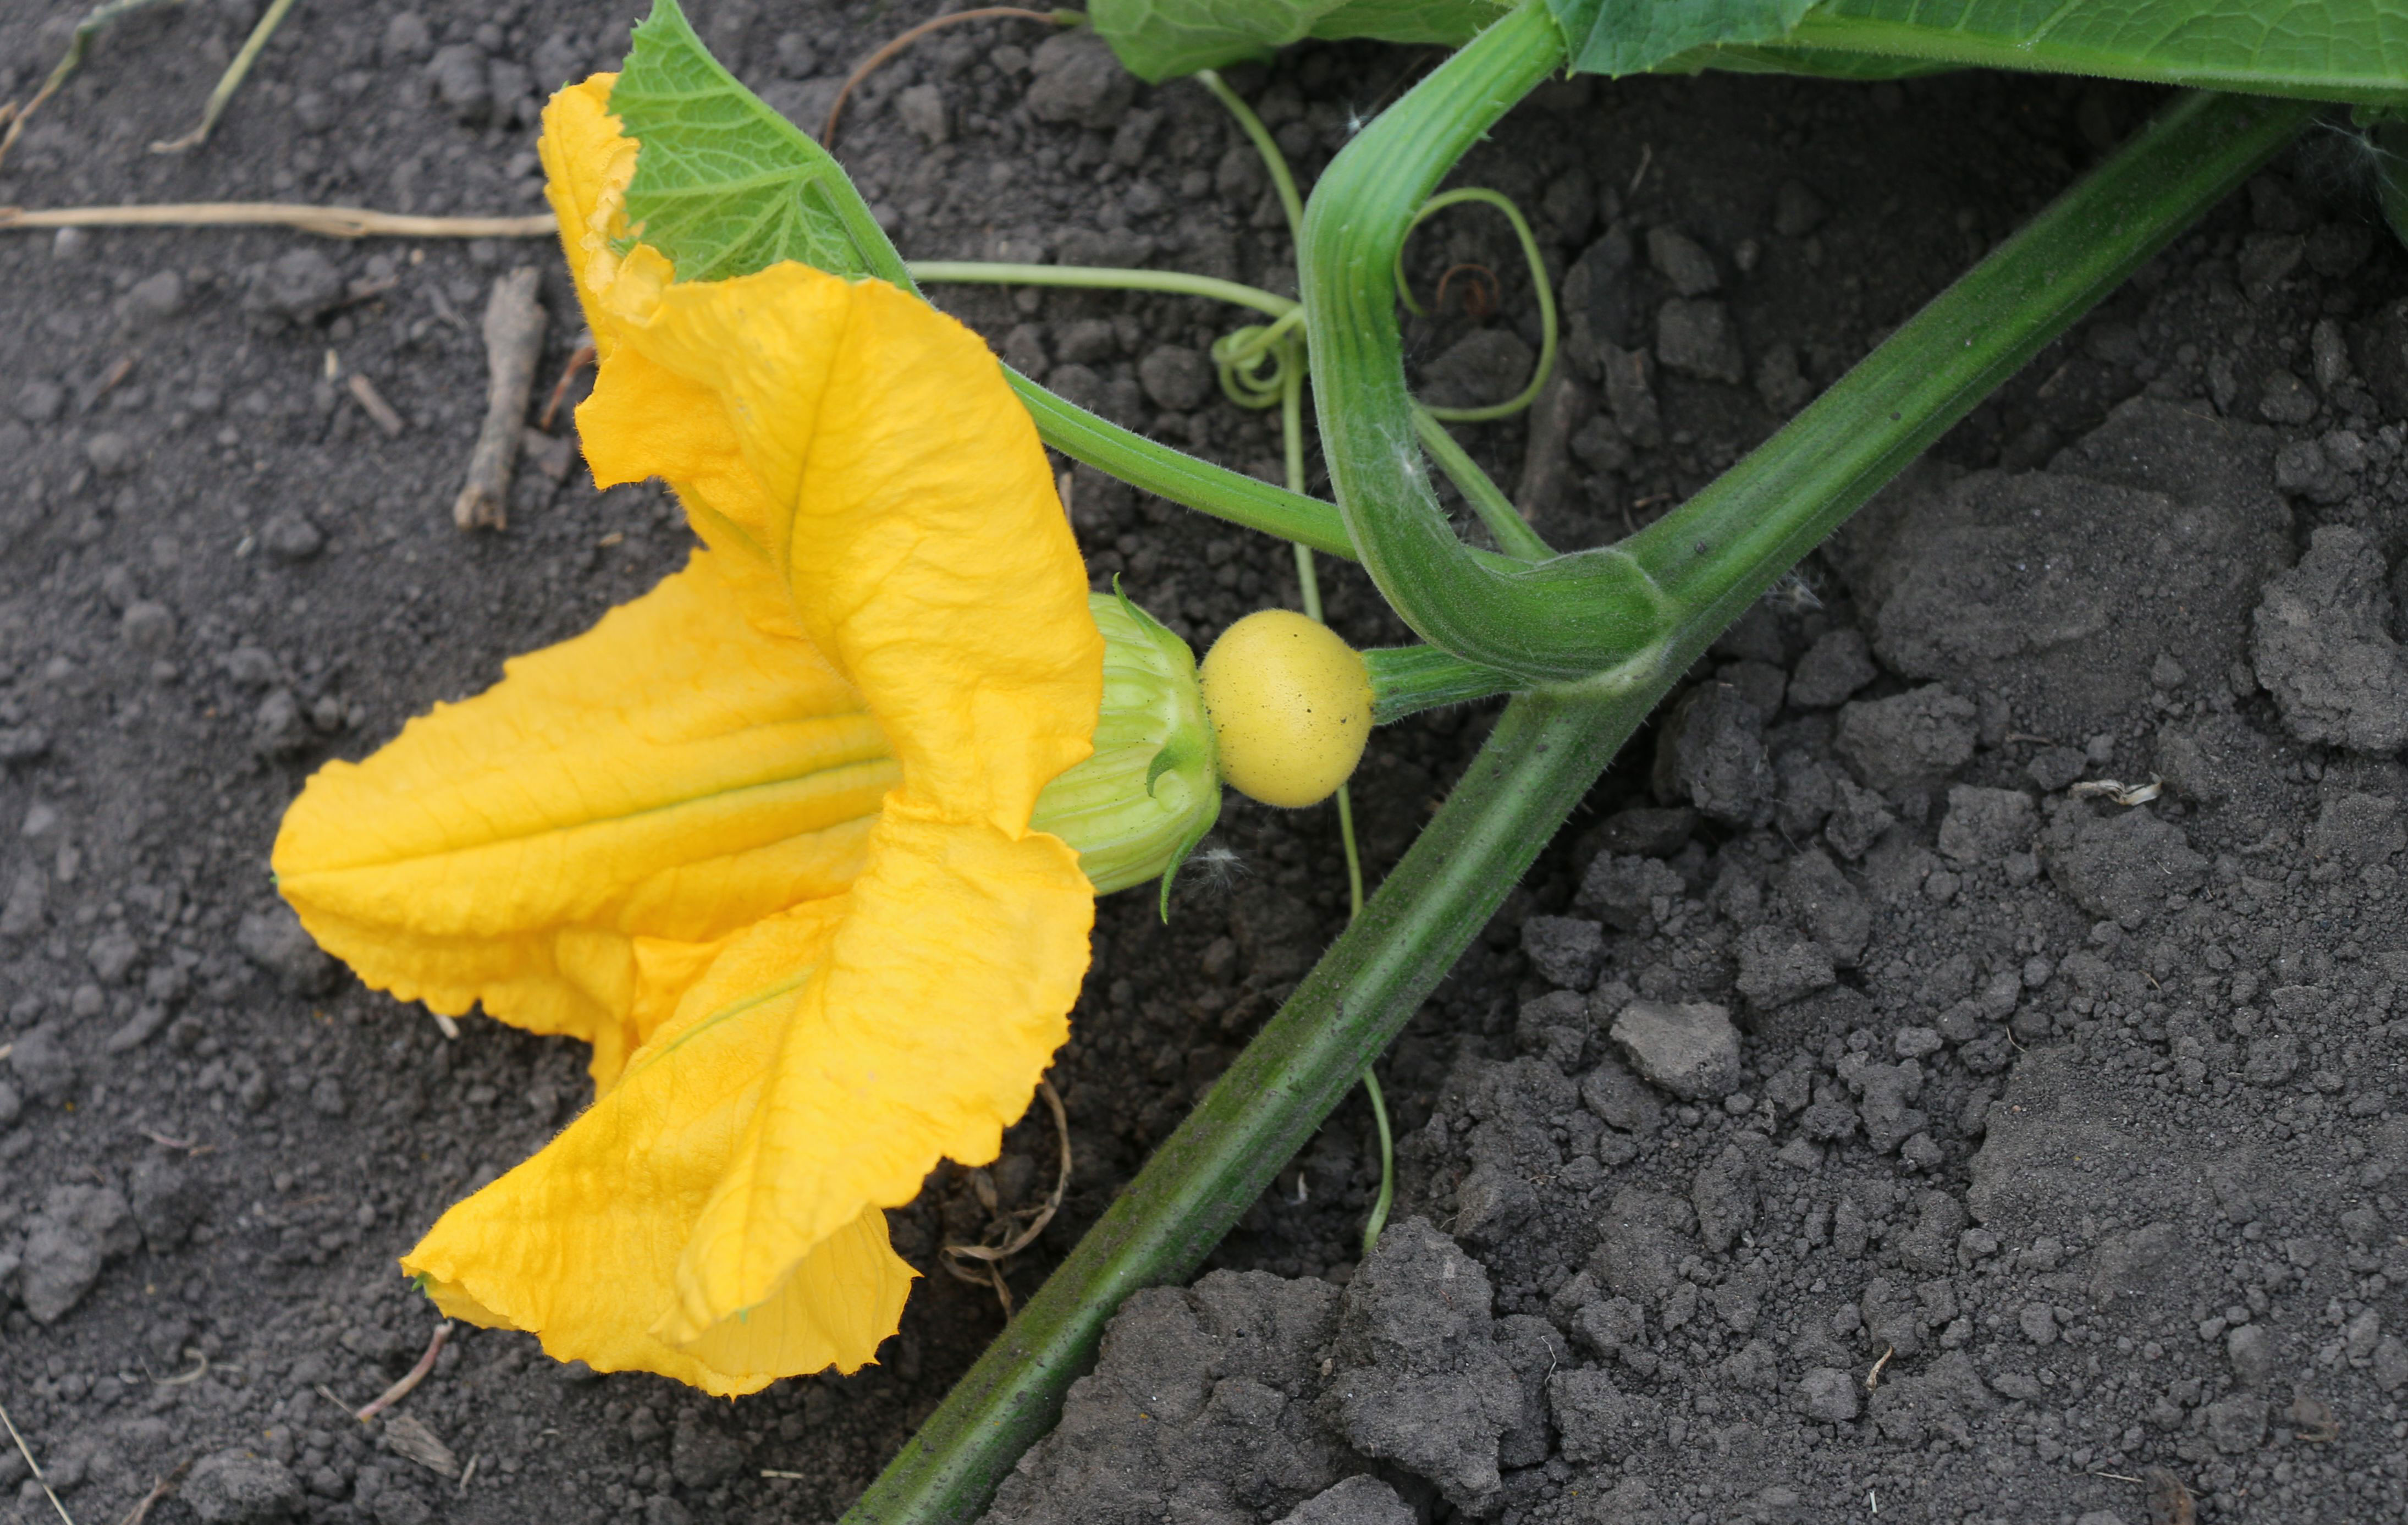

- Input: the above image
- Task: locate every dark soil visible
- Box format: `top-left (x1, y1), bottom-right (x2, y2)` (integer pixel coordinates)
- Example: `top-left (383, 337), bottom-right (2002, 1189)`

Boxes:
top-left (2, 3), bottom-right (2405, 1524)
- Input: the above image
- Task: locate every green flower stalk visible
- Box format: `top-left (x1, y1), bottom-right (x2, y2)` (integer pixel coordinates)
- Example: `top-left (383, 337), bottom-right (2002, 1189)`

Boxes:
top-left (1032, 592), bottom-right (1222, 899)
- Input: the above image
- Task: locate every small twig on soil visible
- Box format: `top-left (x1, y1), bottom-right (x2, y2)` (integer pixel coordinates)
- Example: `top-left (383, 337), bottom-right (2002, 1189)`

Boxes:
top-left (1432, 263), bottom-right (1499, 320)
top-left (354, 1322), bottom-right (452, 1422)
top-left (2070, 774), bottom-right (2162, 807)
top-left (147, 1351), bottom-right (207, 1386)
top-left (941, 1079), bottom-right (1073, 1318)
top-left (455, 1455), bottom-right (478, 1494)
top-left (151, 0), bottom-right (295, 153)
top-left (1865, 1344), bottom-right (1895, 1391)
top-left (0, 1394), bottom-right (76, 1525)
top-left (538, 338), bottom-right (596, 431)
top-left (81, 355), bottom-right (136, 411)
top-left (944, 1082), bottom-right (1072, 1264)
top-left (453, 268), bottom-right (547, 531)
top-left (0, 0), bottom-right (182, 178)
top-left (345, 373), bottom-right (406, 438)
top-left (114, 1457), bottom-right (189, 1525)
top-left (956, 1258), bottom-right (1017, 1318)
top-left (328, 275), bottom-right (400, 315)
top-left (823, 7), bottom-right (1066, 148)
top-left (427, 1010), bottom-right (461, 1040)
top-left (0, 203), bottom-right (556, 240)
top-left (761, 1469), bottom-right (809, 1480)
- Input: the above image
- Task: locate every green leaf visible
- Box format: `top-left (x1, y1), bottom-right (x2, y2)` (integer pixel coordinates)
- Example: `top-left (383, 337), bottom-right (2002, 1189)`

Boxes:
top-left (1544, 0), bottom-right (1816, 76)
top-left (1313, 0), bottom-right (1509, 47)
top-left (1091, 0), bottom-right (1507, 83)
top-left (1665, 0), bottom-right (2408, 104)
top-left (608, 0), bottom-right (892, 282)
top-left (1650, 40), bottom-right (1946, 79)
top-left (1098, 0), bottom-right (2407, 100)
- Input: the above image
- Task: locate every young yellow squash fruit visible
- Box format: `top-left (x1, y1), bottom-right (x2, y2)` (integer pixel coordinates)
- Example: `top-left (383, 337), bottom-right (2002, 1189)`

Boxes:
top-left (1199, 609), bottom-right (1374, 808)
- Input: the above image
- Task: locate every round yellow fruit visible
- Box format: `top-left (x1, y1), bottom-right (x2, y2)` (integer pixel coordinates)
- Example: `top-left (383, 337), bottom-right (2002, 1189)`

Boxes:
top-left (1198, 609), bottom-right (1373, 809)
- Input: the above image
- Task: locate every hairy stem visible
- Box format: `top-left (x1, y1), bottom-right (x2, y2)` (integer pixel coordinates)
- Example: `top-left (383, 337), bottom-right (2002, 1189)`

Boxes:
top-left (1413, 408), bottom-right (1551, 561)
top-left (1005, 372), bottom-right (1354, 555)
top-left (1363, 643), bottom-right (1520, 724)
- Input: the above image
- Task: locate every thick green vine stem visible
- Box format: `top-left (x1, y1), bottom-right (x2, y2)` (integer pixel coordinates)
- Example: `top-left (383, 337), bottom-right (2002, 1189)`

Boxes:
top-left (1413, 408), bottom-right (1551, 561)
top-left (840, 75), bottom-right (2311, 1525)
top-left (1301, 1), bottom-right (2316, 685)
top-left (1301, 1), bottom-right (1668, 684)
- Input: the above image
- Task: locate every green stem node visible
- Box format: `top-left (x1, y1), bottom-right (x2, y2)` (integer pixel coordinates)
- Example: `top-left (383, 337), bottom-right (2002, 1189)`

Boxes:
top-left (1363, 645), bottom-right (1519, 725)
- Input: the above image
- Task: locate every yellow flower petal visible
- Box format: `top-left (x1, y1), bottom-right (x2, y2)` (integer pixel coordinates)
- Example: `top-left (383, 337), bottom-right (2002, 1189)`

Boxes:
top-left (413, 1201), bottom-right (905, 1396)
top-left (537, 74), bottom-right (636, 358)
top-left (539, 76), bottom-right (804, 637)
top-left (377, 80), bottom-right (1109, 1389)
top-left (403, 901), bottom-right (917, 1394)
top-left (543, 84), bottom-right (1105, 792)
top-left (609, 269), bottom-right (1100, 830)
top-left (273, 550), bottom-right (893, 1082)
top-left (569, 257), bottom-right (1106, 1341)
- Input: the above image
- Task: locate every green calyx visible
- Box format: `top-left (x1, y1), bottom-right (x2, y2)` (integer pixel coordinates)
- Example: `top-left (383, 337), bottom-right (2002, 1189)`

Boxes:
top-left (1030, 590), bottom-right (1222, 911)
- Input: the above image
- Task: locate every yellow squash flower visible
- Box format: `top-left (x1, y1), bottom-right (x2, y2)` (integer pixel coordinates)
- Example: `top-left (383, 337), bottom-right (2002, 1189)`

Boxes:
top-left (270, 75), bottom-right (1105, 1395)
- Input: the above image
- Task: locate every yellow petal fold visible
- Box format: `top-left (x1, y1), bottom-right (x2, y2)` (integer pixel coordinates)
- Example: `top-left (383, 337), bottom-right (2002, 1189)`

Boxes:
top-left (403, 900), bottom-right (916, 1395)
top-left (273, 550), bottom-right (894, 1082)
top-left (537, 72), bottom-right (635, 343)
top-left (664, 803), bottom-right (1091, 1342)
